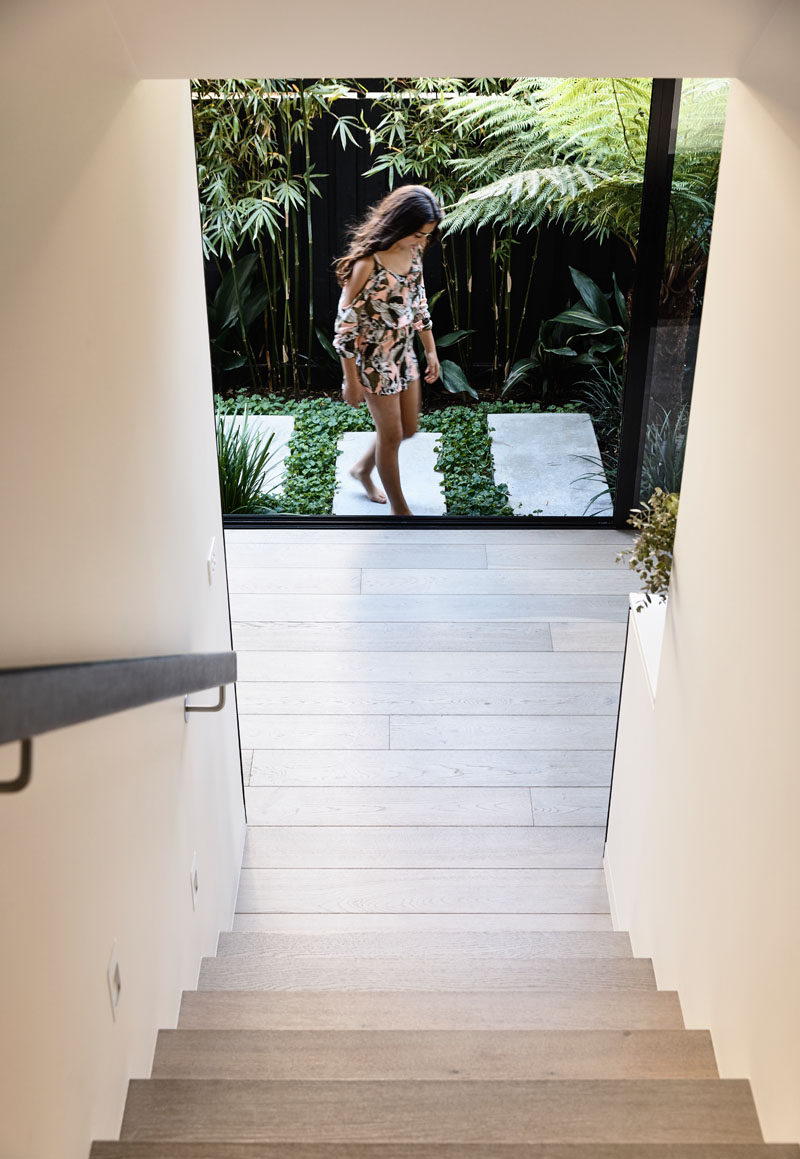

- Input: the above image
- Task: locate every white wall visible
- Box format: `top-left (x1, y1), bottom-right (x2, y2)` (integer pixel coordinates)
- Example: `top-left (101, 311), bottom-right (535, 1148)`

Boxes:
top-left (606, 2), bottom-right (800, 1143)
top-left (0, 3), bottom-right (245, 1157)
top-left (2, 0), bottom-right (798, 1152)
top-left (105, 0), bottom-right (780, 78)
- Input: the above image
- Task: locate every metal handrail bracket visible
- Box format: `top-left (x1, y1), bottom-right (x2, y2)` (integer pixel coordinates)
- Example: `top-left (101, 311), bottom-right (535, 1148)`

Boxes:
top-left (185, 684), bottom-right (227, 722)
top-left (0, 738), bottom-right (32, 795)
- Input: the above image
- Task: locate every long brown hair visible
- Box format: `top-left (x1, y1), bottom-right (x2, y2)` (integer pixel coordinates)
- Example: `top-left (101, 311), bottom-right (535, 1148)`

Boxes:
top-left (334, 185), bottom-right (444, 286)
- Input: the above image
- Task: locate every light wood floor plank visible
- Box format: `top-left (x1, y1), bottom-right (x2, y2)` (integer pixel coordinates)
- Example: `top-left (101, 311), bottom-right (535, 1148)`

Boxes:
top-left (487, 545), bottom-right (637, 569)
top-left (238, 715), bottom-right (389, 750)
top-left (197, 957), bottom-right (655, 992)
top-left (549, 622), bottom-right (629, 651)
top-left (237, 651), bottom-right (624, 683)
top-left (232, 622), bottom-right (555, 652)
top-left (153, 1029), bottom-right (714, 1080)
top-left (91, 1143), bottom-right (800, 1158)
top-left (178, 989), bottom-right (684, 1031)
top-left (225, 543), bottom-right (488, 569)
top-left (120, 1078), bottom-right (761, 1143)
top-left (243, 787), bottom-right (535, 827)
top-left (230, 594), bottom-right (630, 623)
top-left (242, 826), bottom-right (607, 869)
top-left (214, 931), bottom-right (633, 959)
top-left (228, 568), bottom-right (361, 594)
top-left (389, 715), bottom-right (617, 750)
top-left (248, 751), bottom-right (613, 789)
top-left (152, 1028), bottom-right (715, 1080)
top-left (237, 681), bottom-right (620, 717)
top-left (235, 868), bottom-right (609, 914)
top-left (532, 788), bottom-right (611, 827)
top-left (362, 569), bottom-right (636, 595)
top-left (231, 913), bottom-right (615, 933)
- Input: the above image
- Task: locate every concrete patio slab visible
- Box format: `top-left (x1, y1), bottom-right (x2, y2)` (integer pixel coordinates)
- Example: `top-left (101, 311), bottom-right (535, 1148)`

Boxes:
top-left (218, 415), bottom-right (294, 494)
top-left (489, 413), bottom-right (613, 517)
top-left (333, 432), bottom-right (446, 516)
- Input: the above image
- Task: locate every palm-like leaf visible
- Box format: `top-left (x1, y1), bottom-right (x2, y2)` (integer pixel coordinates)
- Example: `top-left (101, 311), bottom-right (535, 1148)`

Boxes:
top-left (438, 77), bottom-right (726, 269)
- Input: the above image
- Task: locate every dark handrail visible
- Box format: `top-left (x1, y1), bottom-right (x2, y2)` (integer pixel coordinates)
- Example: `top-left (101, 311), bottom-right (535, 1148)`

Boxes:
top-left (0, 651), bottom-right (237, 793)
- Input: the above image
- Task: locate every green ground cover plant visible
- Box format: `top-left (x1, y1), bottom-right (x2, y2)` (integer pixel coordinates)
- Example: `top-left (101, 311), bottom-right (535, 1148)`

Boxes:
top-left (215, 394), bottom-right (578, 515)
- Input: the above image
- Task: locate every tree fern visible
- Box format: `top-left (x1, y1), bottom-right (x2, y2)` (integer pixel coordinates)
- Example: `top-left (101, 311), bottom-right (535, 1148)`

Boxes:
top-left (438, 76), bottom-right (726, 274)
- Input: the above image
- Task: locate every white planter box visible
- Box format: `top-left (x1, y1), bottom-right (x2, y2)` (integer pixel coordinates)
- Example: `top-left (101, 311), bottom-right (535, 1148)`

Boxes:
top-left (628, 592), bottom-right (667, 705)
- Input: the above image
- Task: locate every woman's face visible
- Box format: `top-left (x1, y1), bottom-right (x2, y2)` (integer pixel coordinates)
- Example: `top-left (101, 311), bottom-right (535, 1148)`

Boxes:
top-left (396, 221), bottom-right (437, 251)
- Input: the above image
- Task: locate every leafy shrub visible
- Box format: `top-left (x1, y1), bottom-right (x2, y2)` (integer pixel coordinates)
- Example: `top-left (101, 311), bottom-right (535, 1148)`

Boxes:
top-left (641, 403), bottom-right (689, 496)
top-left (216, 410), bottom-right (283, 514)
top-left (527, 267), bottom-right (629, 400)
top-left (570, 383), bottom-right (689, 516)
top-left (569, 362), bottom-right (623, 514)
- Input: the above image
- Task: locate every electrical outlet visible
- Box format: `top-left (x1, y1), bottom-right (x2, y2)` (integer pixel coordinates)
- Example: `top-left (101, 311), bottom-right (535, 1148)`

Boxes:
top-left (206, 537), bottom-right (217, 585)
top-left (190, 852), bottom-right (199, 910)
top-left (107, 941), bottom-right (122, 1021)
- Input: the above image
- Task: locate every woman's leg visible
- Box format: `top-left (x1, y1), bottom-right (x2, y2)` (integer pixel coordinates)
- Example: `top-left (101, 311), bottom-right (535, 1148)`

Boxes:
top-left (349, 435), bottom-right (386, 504)
top-left (363, 391), bottom-right (411, 516)
top-left (399, 376), bottom-right (421, 440)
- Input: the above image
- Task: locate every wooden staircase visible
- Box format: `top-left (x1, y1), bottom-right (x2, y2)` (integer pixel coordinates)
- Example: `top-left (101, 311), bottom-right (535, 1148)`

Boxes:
top-left (90, 930), bottom-right (799, 1157)
top-left (90, 526), bottom-right (798, 1156)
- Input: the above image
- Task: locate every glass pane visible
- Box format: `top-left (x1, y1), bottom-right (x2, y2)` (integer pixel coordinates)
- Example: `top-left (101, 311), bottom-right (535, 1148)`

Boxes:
top-left (193, 79), bottom-right (658, 518)
top-left (637, 78), bottom-right (729, 506)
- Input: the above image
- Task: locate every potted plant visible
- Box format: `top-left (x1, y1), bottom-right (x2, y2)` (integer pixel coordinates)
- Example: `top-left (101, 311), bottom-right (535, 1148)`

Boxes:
top-left (617, 487), bottom-right (679, 610)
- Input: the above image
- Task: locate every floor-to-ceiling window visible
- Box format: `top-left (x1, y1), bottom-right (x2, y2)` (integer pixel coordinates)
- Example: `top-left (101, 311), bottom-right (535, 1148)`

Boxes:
top-left (193, 77), bottom-right (728, 526)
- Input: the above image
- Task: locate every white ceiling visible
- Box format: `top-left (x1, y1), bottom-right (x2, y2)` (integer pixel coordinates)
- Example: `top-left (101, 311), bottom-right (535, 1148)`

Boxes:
top-left (104, 0), bottom-right (786, 80)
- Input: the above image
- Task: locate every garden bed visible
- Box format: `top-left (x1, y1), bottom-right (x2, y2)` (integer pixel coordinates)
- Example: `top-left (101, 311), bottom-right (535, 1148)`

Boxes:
top-left (215, 394), bottom-right (591, 516)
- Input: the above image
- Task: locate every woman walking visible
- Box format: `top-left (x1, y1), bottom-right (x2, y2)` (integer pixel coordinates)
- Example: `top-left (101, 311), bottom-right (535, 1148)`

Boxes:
top-left (333, 185), bottom-right (443, 516)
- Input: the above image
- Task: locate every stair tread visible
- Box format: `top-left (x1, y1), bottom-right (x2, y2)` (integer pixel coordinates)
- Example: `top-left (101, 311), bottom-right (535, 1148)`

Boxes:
top-left (120, 1079), bottom-right (763, 1144)
top-left (178, 989), bottom-right (685, 1030)
top-left (92, 1147), bottom-right (800, 1159)
top-left (215, 931), bottom-right (634, 958)
top-left (152, 1028), bottom-right (717, 1080)
top-left (198, 956), bottom-right (655, 992)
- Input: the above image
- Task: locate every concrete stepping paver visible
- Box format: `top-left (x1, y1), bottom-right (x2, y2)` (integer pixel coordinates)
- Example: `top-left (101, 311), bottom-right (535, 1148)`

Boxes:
top-left (333, 432), bottom-right (446, 516)
top-left (218, 415), bottom-right (294, 494)
top-left (489, 413), bottom-right (613, 517)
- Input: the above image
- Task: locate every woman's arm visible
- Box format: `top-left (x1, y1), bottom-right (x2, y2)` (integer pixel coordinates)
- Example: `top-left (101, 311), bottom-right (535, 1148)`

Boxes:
top-left (412, 262), bottom-right (439, 385)
top-left (334, 258), bottom-right (374, 406)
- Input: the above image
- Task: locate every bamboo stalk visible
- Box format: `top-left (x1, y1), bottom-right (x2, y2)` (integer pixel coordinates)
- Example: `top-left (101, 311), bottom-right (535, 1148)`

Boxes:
top-left (279, 101), bottom-right (299, 396)
top-left (230, 256), bottom-right (263, 393)
top-left (465, 233), bottom-right (473, 367)
top-left (301, 82), bottom-right (314, 391)
top-left (276, 234), bottom-right (291, 394)
top-left (440, 244), bottom-right (458, 339)
top-left (510, 225), bottom-right (540, 368)
top-left (256, 240), bottom-right (274, 395)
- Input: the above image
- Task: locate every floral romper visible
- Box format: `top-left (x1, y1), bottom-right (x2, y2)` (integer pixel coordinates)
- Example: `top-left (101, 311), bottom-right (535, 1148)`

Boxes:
top-left (333, 249), bottom-right (433, 395)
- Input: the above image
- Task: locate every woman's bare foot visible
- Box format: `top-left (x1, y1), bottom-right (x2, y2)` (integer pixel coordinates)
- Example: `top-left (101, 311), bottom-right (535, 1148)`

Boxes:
top-left (350, 465), bottom-right (387, 504)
